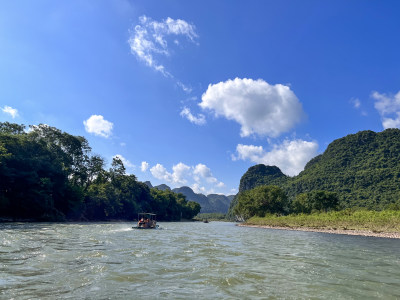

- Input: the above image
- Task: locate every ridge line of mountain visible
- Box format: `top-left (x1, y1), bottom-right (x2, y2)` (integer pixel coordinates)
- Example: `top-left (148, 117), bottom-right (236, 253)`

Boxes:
top-left (143, 181), bottom-right (235, 213)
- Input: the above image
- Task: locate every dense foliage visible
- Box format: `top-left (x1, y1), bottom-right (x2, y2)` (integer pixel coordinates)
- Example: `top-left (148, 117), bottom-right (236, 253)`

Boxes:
top-left (238, 165), bottom-right (287, 193)
top-left (233, 185), bottom-right (288, 220)
top-left (0, 122), bottom-right (200, 221)
top-left (229, 129), bottom-right (400, 220)
top-left (291, 191), bottom-right (339, 214)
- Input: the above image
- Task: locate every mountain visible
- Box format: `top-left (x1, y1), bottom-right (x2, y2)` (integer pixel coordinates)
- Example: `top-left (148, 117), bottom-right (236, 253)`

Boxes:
top-left (239, 164), bottom-right (288, 193)
top-left (144, 181), bottom-right (153, 189)
top-left (235, 129), bottom-right (400, 210)
top-left (172, 186), bottom-right (211, 212)
top-left (206, 194), bottom-right (232, 213)
top-left (142, 183), bottom-right (233, 213)
top-left (154, 184), bottom-right (171, 191)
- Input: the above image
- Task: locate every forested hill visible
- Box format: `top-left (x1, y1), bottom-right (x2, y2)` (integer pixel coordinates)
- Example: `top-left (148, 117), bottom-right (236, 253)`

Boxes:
top-left (0, 122), bottom-right (201, 221)
top-left (238, 129), bottom-right (400, 210)
top-left (239, 165), bottom-right (288, 193)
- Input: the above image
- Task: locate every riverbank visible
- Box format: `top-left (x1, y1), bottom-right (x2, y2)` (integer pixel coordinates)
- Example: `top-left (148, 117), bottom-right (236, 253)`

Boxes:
top-left (238, 224), bottom-right (400, 239)
top-left (239, 210), bottom-right (400, 239)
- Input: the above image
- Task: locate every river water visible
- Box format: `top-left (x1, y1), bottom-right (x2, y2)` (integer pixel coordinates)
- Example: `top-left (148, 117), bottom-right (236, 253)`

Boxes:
top-left (1, 221), bottom-right (399, 299)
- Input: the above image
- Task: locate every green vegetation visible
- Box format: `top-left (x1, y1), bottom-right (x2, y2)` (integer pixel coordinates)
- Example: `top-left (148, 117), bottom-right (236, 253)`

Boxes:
top-left (245, 210), bottom-right (400, 233)
top-left (291, 190), bottom-right (339, 214)
top-left (229, 129), bottom-right (400, 232)
top-left (0, 122), bottom-right (201, 222)
top-left (193, 213), bottom-right (226, 221)
top-left (229, 129), bottom-right (400, 218)
top-left (233, 185), bottom-right (288, 220)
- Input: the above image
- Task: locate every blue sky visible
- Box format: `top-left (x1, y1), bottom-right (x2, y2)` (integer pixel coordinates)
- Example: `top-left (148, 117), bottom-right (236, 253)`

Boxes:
top-left (1, 0), bottom-right (400, 195)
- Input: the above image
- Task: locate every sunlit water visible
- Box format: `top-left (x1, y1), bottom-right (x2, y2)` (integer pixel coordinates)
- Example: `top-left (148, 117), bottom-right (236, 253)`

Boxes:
top-left (1, 222), bottom-right (399, 299)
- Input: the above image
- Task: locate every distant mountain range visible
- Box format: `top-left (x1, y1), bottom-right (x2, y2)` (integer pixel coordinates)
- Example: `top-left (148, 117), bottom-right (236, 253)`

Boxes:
top-left (144, 181), bottom-right (234, 213)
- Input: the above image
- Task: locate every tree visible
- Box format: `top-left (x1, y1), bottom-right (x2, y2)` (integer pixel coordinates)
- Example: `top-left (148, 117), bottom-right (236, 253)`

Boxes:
top-left (0, 122), bottom-right (26, 135)
top-left (234, 185), bottom-right (288, 220)
top-left (0, 122), bottom-right (203, 222)
top-left (0, 132), bottom-right (69, 220)
top-left (291, 190), bottom-right (339, 214)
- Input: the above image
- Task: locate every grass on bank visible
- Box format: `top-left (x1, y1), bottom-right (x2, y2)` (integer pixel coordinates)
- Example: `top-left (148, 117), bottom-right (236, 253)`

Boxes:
top-left (245, 210), bottom-right (400, 233)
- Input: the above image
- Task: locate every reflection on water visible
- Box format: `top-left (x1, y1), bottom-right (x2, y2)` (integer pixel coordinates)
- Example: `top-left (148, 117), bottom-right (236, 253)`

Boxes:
top-left (1, 222), bottom-right (399, 299)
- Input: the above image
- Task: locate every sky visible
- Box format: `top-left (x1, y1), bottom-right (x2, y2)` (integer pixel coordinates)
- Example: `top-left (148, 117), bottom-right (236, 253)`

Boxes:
top-left (1, 0), bottom-right (400, 195)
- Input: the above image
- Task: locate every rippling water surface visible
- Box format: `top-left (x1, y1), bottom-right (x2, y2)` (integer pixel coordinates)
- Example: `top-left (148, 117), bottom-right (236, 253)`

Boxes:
top-left (1, 222), bottom-right (400, 299)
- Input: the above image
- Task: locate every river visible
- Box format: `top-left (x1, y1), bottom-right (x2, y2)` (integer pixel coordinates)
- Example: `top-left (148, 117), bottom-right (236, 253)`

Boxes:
top-left (1, 221), bottom-right (399, 299)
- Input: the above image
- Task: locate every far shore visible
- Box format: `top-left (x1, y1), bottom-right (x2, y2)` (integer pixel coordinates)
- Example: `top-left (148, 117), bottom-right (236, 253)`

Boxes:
top-left (237, 223), bottom-right (400, 239)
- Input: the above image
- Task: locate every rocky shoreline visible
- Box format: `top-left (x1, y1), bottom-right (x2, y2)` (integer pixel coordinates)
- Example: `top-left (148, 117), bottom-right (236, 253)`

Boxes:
top-left (238, 224), bottom-right (400, 239)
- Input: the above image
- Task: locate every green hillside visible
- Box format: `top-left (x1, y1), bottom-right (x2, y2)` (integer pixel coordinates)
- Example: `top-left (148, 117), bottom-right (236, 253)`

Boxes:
top-left (232, 129), bottom-right (400, 213)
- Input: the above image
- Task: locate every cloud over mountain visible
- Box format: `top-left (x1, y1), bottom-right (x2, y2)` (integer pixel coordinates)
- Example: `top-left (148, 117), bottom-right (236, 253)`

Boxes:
top-left (149, 162), bottom-right (224, 194)
top-left (233, 139), bottom-right (318, 176)
top-left (372, 90), bottom-right (400, 129)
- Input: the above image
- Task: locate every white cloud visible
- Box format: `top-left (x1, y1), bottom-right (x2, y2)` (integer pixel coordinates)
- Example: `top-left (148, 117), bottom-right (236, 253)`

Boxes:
top-left (141, 161), bottom-right (149, 172)
top-left (180, 107), bottom-right (206, 125)
top-left (149, 162), bottom-right (226, 193)
top-left (351, 98), bottom-right (361, 109)
top-left (176, 81), bottom-right (192, 93)
top-left (172, 162), bottom-right (191, 184)
top-left (83, 115), bottom-right (113, 138)
top-left (216, 182), bottom-right (225, 188)
top-left (200, 78), bottom-right (305, 137)
top-left (191, 183), bottom-right (206, 194)
top-left (233, 139), bottom-right (319, 176)
top-left (193, 163), bottom-right (224, 186)
top-left (128, 15), bottom-right (197, 92)
top-left (113, 154), bottom-right (135, 173)
top-left (1, 106), bottom-right (18, 118)
top-left (350, 97), bottom-right (367, 116)
top-left (150, 162), bottom-right (191, 185)
top-left (150, 163), bottom-right (173, 182)
top-left (372, 90), bottom-right (400, 129)
top-left (382, 113), bottom-right (400, 129)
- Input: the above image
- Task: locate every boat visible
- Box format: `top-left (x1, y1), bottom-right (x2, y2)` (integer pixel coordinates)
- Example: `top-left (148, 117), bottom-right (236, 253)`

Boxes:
top-left (203, 219), bottom-right (209, 223)
top-left (132, 213), bottom-right (159, 229)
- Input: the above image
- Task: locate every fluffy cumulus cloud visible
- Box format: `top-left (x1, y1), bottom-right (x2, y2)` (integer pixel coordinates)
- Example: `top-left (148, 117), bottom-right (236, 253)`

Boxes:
top-left (1, 105), bottom-right (18, 118)
top-left (180, 107), bottom-right (206, 125)
top-left (171, 162), bottom-right (191, 184)
top-left (141, 161), bottom-right (149, 172)
top-left (128, 15), bottom-right (197, 91)
top-left (191, 183), bottom-right (206, 194)
top-left (83, 115), bottom-right (113, 138)
top-left (233, 139), bottom-right (319, 176)
top-left (150, 164), bottom-right (173, 182)
top-left (200, 78), bottom-right (305, 137)
top-left (149, 162), bottom-right (225, 194)
top-left (372, 90), bottom-right (400, 129)
top-left (193, 163), bottom-right (217, 183)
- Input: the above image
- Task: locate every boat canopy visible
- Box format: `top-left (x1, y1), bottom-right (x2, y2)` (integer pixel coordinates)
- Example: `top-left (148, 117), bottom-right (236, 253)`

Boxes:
top-left (138, 213), bottom-right (156, 220)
